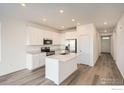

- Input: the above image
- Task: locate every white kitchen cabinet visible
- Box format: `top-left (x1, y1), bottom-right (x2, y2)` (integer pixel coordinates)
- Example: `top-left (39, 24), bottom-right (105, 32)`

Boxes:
top-left (45, 53), bottom-right (79, 85)
top-left (52, 32), bottom-right (61, 45)
top-left (39, 53), bottom-right (46, 66)
top-left (26, 53), bottom-right (46, 70)
top-left (65, 31), bottom-right (77, 39)
top-left (26, 27), bottom-right (43, 45)
top-left (26, 26), bottom-right (61, 45)
top-left (26, 28), bottom-right (37, 45)
top-left (60, 33), bottom-right (66, 45)
top-left (37, 29), bottom-right (43, 45)
top-left (31, 54), bottom-right (40, 69)
top-left (43, 30), bottom-right (53, 39)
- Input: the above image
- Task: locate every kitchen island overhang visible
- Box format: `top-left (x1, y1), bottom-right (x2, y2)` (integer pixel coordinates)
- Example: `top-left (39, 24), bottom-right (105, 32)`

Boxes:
top-left (45, 53), bottom-right (80, 85)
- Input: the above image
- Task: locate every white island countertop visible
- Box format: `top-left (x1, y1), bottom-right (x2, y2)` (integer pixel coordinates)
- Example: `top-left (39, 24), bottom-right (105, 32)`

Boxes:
top-left (46, 53), bottom-right (81, 62)
top-left (45, 53), bottom-right (80, 85)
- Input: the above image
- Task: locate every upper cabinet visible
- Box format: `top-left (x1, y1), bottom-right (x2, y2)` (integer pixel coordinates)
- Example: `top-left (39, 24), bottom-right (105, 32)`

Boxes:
top-left (26, 26), bottom-right (61, 45)
top-left (60, 33), bottom-right (66, 45)
top-left (52, 32), bottom-right (61, 45)
top-left (65, 31), bottom-right (77, 39)
top-left (43, 30), bottom-right (53, 39)
top-left (26, 27), bottom-right (43, 45)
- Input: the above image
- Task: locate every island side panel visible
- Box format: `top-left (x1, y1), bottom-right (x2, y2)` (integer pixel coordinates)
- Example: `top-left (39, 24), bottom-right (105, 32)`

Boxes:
top-left (45, 58), bottom-right (59, 84)
top-left (59, 58), bottom-right (78, 84)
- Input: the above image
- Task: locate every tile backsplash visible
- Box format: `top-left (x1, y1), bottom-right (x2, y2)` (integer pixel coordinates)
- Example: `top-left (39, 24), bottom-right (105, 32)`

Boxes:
top-left (26, 45), bottom-right (65, 53)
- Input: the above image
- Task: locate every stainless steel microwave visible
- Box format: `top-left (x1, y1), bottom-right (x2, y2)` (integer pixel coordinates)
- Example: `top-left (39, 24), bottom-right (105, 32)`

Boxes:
top-left (43, 39), bottom-right (52, 45)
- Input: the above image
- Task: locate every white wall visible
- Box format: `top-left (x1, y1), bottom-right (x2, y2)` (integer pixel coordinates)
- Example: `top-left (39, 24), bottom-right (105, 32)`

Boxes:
top-left (77, 24), bottom-right (99, 66)
top-left (0, 22), bottom-right (1, 62)
top-left (111, 36), bottom-right (113, 57)
top-left (97, 33), bottom-right (101, 55)
top-left (0, 16), bottom-right (58, 76)
top-left (112, 30), bottom-right (117, 61)
top-left (115, 14), bottom-right (124, 78)
top-left (93, 28), bottom-right (99, 65)
top-left (111, 32), bottom-right (116, 60)
top-left (0, 17), bottom-right (27, 76)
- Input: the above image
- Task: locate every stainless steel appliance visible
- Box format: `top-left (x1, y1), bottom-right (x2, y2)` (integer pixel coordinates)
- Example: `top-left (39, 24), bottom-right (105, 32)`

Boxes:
top-left (65, 39), bottom-right (77, 53)
top-left (41, 47), bottom-right (55, 56)
top-left (41, 47), bottom-right (50, 52)
top-left (43, 39), bottom-right (52, 45)
top-left (46, 51), bottom-right (55, 56)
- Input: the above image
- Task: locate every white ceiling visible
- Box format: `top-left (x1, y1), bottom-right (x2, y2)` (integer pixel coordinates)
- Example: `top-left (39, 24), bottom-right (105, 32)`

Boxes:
top-left (0, 3), bottom-right (124, 32)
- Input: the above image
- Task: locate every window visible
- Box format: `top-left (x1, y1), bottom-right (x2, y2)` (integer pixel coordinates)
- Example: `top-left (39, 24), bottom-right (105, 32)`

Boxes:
top-left (102, 37), bottom-right (110, 40)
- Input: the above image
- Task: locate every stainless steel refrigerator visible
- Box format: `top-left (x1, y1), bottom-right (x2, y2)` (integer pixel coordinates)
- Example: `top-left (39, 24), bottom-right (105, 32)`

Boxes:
top-left (65, 39), bottom-right (77, 53)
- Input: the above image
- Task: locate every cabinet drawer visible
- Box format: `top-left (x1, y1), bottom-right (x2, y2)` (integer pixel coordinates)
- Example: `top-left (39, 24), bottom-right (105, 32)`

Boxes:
top-left (26, 53), bottom-right (46, 70)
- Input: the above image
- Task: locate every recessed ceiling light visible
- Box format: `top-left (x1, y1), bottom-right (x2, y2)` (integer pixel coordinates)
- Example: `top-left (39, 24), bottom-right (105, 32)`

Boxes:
top-left (42, 18), bottom-right (47, 22)
top-left (21, 3), bottom-right (26, 7)
top-left (72, 19), bottom-right (75, 22)
top-left (104, 22), bottom-right (107, 25)
top-left (61, 26), bottom-right (65, 28)
top-left (59, 9), bottom-right (64, 14)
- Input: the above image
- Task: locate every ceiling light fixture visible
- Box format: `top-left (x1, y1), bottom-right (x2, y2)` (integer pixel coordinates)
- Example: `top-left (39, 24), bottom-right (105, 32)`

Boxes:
top-left (42, 18), bottom-right (47, 22)
top-left (59, 9), bottom-right (64, 14)
top-left (72, 19), bottom-right (75, 22)
top-left (21, 3), bottom-right (26, 7)
top-left (104, 22), bottom-right (107, 25)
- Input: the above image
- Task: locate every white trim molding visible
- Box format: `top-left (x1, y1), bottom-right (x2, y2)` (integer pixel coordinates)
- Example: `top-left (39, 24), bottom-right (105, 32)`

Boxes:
top-left (0, 22), bottom-right (1, 62)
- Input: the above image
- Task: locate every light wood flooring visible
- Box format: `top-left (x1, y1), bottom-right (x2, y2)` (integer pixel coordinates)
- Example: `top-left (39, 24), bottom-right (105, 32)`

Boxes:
top-left (0, 54), bottom-right (123, 85)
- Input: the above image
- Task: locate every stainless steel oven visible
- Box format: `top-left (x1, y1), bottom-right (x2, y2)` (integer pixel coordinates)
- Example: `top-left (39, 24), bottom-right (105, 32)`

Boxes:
top-left (41, 47), bottom-right (55, 56)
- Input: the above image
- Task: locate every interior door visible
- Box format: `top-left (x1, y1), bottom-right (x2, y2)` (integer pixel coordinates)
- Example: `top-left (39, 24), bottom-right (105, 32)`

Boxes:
top-left (78, 35), bottom-right (90, 65)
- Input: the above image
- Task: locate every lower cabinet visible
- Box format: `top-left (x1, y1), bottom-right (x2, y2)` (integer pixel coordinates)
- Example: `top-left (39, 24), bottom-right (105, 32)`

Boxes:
top-left (39, 53), bottom-right (46, 67)
top-left (26, 53), bottom-right (46, 70)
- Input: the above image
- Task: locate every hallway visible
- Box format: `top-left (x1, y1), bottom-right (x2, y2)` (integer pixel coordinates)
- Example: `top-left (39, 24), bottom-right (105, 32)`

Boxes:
top-left (69, 54), bottom-right (124, 85)
top-left (0, 54), bottom-right (123, 85)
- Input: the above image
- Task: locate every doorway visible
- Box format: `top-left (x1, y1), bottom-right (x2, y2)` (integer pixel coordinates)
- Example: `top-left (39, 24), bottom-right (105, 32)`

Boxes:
top-left (101, 36), bottom-right (111, 53)
top-left (78, 35), bottom-right (90, 65)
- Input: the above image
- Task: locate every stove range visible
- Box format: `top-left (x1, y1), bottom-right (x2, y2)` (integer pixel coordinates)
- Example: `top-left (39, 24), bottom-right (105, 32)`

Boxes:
top-left (46, 51), bottom-right (55, 56)
top-left (41, 47), bottom-right (55, 56)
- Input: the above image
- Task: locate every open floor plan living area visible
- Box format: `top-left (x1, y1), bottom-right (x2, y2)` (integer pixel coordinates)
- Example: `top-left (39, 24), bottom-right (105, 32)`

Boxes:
top-left (0, 3), bottom-right (124, 85)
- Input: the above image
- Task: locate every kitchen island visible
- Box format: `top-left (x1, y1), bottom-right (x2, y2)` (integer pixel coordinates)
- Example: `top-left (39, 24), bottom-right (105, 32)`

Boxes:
top-left (45, 53), bottom-right (80, 85)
